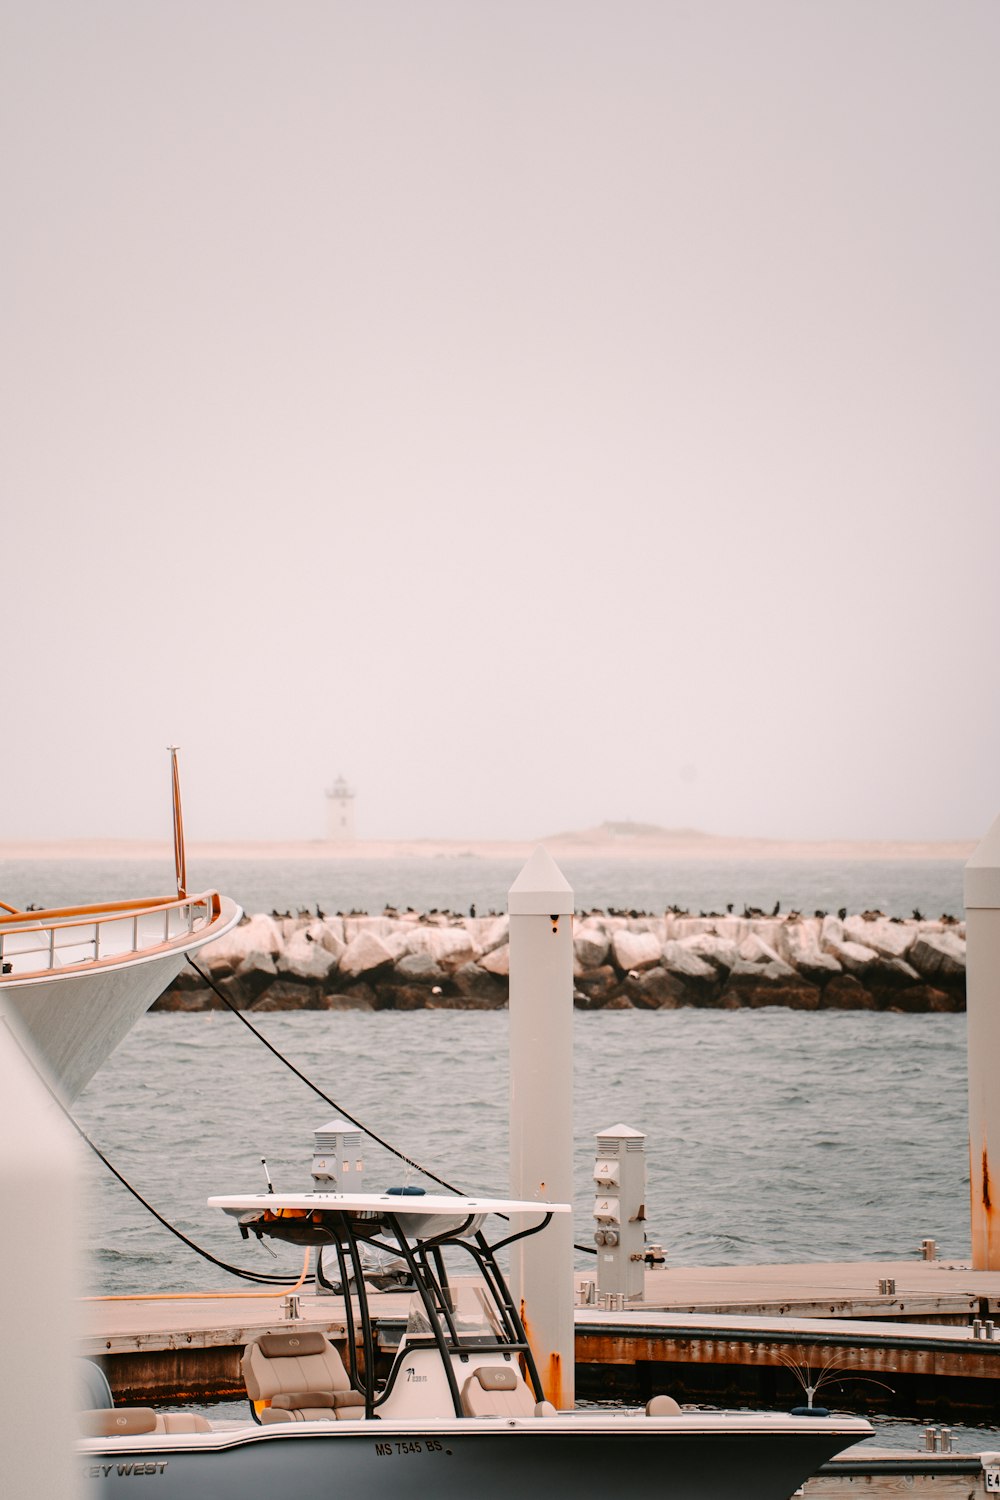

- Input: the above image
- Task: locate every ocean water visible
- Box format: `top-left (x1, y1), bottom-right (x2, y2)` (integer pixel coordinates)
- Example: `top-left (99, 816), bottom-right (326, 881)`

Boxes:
top-left (75, 1006), bottom-right (971, 1297)
top-left (0, 854), bottom-right (966, 920)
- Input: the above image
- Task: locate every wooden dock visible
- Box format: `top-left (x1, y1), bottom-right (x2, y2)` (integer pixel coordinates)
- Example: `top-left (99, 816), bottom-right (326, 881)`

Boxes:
top-left (574, 1259), bottom-right (1000, 1415)
top-left (79, 1257), bottom-right (1000, 1412)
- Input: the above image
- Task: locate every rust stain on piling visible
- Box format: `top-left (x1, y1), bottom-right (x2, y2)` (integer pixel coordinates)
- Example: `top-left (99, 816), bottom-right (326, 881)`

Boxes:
top-left (519, 1303), bottom-right (563, 1406)
top-left (984, 1147), bottom-right (993, 1213)
top-left (547, 1352), bottom-right (563, 1409)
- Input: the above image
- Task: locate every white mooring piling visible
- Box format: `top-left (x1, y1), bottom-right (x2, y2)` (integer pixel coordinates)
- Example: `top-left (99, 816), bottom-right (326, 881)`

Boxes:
top-left (508, 846), bottom-right (575, 1409)
top-left (966, 814), bottom-right (1000, 1269)
top-left (0, 1023), bottom-right (80, 1498)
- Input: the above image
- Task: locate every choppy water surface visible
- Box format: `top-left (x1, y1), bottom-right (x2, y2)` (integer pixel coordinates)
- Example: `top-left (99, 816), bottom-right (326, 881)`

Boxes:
top-left (76, 1006), bottom-right (970, 1294)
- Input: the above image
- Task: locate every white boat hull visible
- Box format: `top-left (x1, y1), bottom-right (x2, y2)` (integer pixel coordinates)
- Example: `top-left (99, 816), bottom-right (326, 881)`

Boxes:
top-left (78, 1410), bottom-right (871, 1500)
top-left (0, 895), bottom-right (241, 1101)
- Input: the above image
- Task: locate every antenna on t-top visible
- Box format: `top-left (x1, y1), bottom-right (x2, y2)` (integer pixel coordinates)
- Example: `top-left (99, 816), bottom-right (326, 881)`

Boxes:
top-left (261, 1158), bottom-right (274, 1194)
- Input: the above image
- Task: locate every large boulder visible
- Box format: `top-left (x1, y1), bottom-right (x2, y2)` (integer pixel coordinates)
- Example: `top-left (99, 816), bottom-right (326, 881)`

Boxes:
top-left (866, 957), bottom-right (922, 991)
top-left (233, 950), bottom-right (279, 1003)
top-left (153, 986), bottom-right (213, 1012)
top-left (776, 919), bottom-right (823, 967)
top-left (821, 914), bottom-right (845, 948)
top-left (909, 931), bottom-right (966, 981)
top-left (796, 951), bottom-right (843, 981)
top-left (251, 979), bottom-right (322, 1011)
top-left (382, 930), bottom-right (413, 962)
top-left (278, 931), bottom-right (339, 984)
top-left (625, 967), bottom-right (688, 1009)
top-left (322, 983), bottom-right (377, 1010)
top-left (822, 937), bottom-right (878, 975)
top-left (888, 983), bottom-right (959, 1013)
top-left (661, 942), bottom-right (717, 984)
top-left (574, 923), bottom-right (610, 970)
top-left (479, 945), bottom-right (510, 978)
top-left (401, 926), bottom-right (476, 969)
top-left (723, 965), bottom-right (820, 1009)
top-left (306, 919), bottom-right (346, 959)
top-left (473, 916), bottom-right (509, 956)
top-left (677, 934), bottom-right (740, 972)
top-left (328, 914), bottom-right (348, 942)
top-left (449, 963), bottom-right (507, 1008)
top-left (574, 965), bottom-right (620, 1005)
top-left (611, 929), bottom-right (662, 974)
top-left (738, 934), bottom-right (787, 967)
top-left (198, 913), bottom-right (283, 972)
top-left (393, 952), bottom-right (446, 986)
top-left (339, 930), bottom-right (395, 980)
top-left (843, 916), bottom-right (914, 961)
top-left (385, 986), bottom-right (432, 1012)
top-left (821, 975), bottom-right (876, 1010)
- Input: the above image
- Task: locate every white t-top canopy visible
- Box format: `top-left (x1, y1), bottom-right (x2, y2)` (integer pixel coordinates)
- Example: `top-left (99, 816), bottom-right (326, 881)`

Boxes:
top-left (209, 1190), bottom-right (571, 1238)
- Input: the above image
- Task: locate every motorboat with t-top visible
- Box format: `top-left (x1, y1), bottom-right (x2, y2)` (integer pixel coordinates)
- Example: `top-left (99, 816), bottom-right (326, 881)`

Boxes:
top-left (77, 1183), bottom-right (872, 1498)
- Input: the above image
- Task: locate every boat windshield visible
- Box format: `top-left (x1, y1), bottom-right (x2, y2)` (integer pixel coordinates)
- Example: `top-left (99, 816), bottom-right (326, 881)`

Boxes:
top-left (404, 1282), bottom-right (506, 1346)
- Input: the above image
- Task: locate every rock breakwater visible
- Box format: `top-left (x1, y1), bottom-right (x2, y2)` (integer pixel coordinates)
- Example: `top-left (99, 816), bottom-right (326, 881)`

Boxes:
top-left (156, 908), bottom-right (967, 1014)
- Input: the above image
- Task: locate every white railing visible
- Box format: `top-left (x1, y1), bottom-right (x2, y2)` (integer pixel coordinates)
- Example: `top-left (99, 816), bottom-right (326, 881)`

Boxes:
top-left (0, 892), bottom-right (220, 979)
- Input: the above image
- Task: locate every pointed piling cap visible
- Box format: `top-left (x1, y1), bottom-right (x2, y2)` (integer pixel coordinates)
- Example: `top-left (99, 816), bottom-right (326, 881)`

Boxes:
top-left (596, 1123), bottom-right (646, 1141)
top-left (966, 811), bottom-right (1000, 910)
top-left (508, 846), bottom-right (574, 916)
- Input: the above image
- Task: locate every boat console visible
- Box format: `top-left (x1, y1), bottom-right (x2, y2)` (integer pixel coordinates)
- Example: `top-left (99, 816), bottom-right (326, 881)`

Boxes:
top-left (209, 1189), bottom-right (570, 1421)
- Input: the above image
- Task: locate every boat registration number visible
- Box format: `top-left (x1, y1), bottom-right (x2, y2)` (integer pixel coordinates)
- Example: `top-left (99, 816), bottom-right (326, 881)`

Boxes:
top-left (984, 1468), bottom-right (1000, 1491)
top-left (374, 1440), bottom-right (445, 1457)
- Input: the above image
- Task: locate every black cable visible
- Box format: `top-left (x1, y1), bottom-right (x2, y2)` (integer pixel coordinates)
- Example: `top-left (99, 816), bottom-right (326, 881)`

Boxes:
top-left (75, 1120), bottom-right (299, 1284)
top-left (187, 955), bottom-right (598, 1257)
top-left (187, 955), bottom-right (465, 1194)
top-left (29, 1054), bottom-right (301, 1286)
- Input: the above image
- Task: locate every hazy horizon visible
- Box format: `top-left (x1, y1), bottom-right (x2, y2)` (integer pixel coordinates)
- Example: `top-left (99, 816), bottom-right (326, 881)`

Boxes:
top-left (4, 2), bottom-right (997, 846)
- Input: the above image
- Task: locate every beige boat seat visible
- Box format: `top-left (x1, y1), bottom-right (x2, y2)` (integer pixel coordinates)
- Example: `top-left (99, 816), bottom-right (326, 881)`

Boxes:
top-left (242, 1330), bottom-right (364, 1423)
top-left (460, 1365), bottom-right (539, 1418)
top-left (156, 1412), bottom-right (213, 1432)
top-left (78, 1408), bottom-right (212, 1436)
top-left (79, 1407), bottom-right (158, 1437)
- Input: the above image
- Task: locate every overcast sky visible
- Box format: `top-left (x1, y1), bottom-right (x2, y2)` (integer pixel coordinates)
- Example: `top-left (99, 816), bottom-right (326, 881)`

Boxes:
top-left (3, 1), bottom-right (997, 844)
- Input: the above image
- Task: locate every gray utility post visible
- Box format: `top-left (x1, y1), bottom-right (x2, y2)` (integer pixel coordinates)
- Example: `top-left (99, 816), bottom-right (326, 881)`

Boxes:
top-left (312, 1119), bottom-right (366, 1296)
top-left (311, 1119), bottom-right (365, 1191)
top-left (508, 846), bottom-right (575, 1409)
top-left (593, 1123), bottom-right (647, 1301)
top-left (966, 814), bottom-right (1000, 1269)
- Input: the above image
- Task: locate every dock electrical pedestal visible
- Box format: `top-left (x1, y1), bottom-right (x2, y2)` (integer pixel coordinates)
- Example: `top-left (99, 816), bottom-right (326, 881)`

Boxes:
top-left (593, 1123), bottom-right (647, 1302)
top-left (312, 1119), bottom-right (365, 1297)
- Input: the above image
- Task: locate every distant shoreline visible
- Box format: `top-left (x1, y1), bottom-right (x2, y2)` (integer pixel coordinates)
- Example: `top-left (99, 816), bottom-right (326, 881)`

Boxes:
top-left (0, 834), bottom-right (975, 862)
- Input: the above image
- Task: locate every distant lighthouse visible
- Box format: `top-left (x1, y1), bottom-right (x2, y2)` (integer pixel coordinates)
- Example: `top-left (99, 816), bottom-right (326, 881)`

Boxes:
top-left (325, 775), bottom-right (356, 842)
